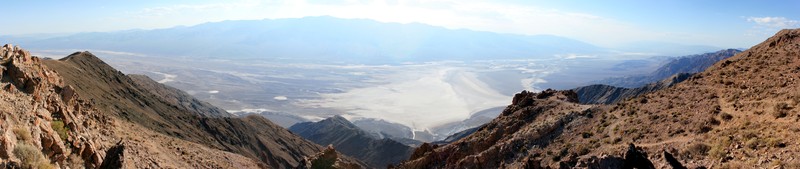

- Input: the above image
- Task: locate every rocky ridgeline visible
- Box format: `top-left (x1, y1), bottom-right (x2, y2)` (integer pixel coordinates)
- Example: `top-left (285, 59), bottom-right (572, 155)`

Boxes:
top-left (298, 145), bottom-right (362, 169)
top-left (1, 44), bottom-right (114, 168)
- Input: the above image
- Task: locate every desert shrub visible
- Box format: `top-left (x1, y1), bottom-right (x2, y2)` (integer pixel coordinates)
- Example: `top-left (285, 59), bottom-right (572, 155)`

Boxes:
top-left (66, 154), bottom-right (85, 169)
top-left (773, 102), bottom-right (790, 118)
top-left (709, 137), bottom-right (731, 159)
top-left (581, 132), bottom-right (593, 139)
top-left (720, 113), bottom-right (733, 121)
top-left (50, 120), bottom-right (69, 141)
top-left (13, 143), bottom-right (53, 169)
top-left (745, 137), bottom-right (760, 149)
top-left (766, 137), bottom-right (785, 148)
top-left (574, 144), bottom-right (590, 156)
top-left (311, 157), bottom-right (336, 169)
top-left (684, 143), bottom-right (710, 158)
top-left (13, 127), bottom-right (31, 142)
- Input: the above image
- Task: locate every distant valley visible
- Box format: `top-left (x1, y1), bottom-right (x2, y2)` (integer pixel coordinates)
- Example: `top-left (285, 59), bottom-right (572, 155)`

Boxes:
top-left (13, 16), bottom-right (727, 143)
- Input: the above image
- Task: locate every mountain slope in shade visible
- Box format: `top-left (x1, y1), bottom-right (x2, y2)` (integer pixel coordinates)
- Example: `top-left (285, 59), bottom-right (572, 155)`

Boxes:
top-left (598, 49), bottom-right (741, 88)
top-left (397, 29), bottom-right (800, 168)
top-left (290, 116), bottom-right (414, 168)
top-left (41, 52), bottom-right (362, 168)
top-left (575, 73), bottom-right (692, 104)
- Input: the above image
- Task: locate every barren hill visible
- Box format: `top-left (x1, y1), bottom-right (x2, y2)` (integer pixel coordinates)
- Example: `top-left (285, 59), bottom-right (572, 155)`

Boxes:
top-left (397, 29), bottom-right (800, 168)
top-left (290, 115), bottom-right (414, 168)
top-left (0, 44), bottom-right (260, 168)
top-left (0, 44), bottom-right (365, 168)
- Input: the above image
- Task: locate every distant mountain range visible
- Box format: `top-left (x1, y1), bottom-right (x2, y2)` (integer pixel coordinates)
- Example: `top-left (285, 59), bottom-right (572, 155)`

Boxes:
top-left (6, 16), bottom-right (728, 64)
top-left (596, 49), bottom-right (741, 88)
top-left (11, 16), bottom-right (604, 64)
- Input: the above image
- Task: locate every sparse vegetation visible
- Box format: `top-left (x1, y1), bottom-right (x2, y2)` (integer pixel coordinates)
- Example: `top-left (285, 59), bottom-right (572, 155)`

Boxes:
top-left (709, 137), bottom-right (731, 159)
top-left (720, 113), bottom-right (733, 121)
top-left (745, 137), bottom-right (760, 149)
top-left (773, 102), bottom-right (790, 118)
top-left (684, 143), bottom-right (710, 158)
top-left (51, 120), bottom-right (69, 141)
top-left (13, 142), bottom-right (54, 169)
top-left (66, 154), bottom-right (86, 169)
top-left (13, 127), bottom-right (32, 142)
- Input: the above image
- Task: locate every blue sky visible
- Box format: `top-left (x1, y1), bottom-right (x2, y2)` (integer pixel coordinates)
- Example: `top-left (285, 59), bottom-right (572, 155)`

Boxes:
top-left (2, 0), bottom-right (798, 48)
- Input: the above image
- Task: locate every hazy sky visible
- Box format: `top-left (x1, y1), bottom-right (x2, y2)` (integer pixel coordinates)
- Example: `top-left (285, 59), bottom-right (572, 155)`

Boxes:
top-left (2, 0), bottom-right (798, 48)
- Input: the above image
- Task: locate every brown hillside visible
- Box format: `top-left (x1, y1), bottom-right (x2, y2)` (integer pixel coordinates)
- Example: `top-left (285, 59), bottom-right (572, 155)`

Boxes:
top-left (397, 29), bottom-right (800, 168)
top-left (0, 44), bottom-right (260, 168)
top-left (41, 52), bottom-right (332, 168)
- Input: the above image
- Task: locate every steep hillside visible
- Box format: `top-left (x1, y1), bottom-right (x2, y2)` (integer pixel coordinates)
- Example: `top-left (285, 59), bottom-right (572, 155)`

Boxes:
top-left (290, 116), bottom-right (413, 168)
top-left (397, 29), bottom-right (800, 168)
top-left (396, 89), bottom-right (589, 168)
top-left (575, 73), bottom-right (692, 104)
top-left (598, 49), bottom-right (740, 88)
top-left (128, 74), bottom-right (231, 117)
top-left (0, 44), bottom-right (260, 168)
top-left (41, 52), bottom-right (352, 168)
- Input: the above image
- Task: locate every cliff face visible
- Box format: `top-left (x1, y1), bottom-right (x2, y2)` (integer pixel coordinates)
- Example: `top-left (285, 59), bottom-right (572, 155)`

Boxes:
top-left (397, 29), bottom-right (800, 168)
top-left (290, 115), bottom-right (413, 168)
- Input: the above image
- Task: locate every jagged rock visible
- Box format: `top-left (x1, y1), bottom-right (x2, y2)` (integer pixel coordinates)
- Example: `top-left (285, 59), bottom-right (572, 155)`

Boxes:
top-left (663, 150), bottom-right (687, 169)
top-left (99, 141), bottom-right (125, 168)
top-left (622, 144), bottom-right (655, 169)
top-left (299, 145), bottom-right (364, 169)
top-left (0, 128), bottom-right (17, 159)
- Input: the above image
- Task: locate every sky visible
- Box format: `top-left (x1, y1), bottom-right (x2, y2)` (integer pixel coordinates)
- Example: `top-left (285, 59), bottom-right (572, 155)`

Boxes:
top-left (1, 0), bottom-right (798, 48)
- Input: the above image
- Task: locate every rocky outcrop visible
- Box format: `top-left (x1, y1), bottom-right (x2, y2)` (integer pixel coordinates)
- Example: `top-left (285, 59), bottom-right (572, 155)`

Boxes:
top-left (597, 49), bottom-right (741, 88)
top-left (99, 141), bottom-right (125, 168)
top-left (395, 89), bottom-right (589, 168)
top-left (290, 115), bottom-right (413, 168)
top-left (0, 44), bottom-right (111, 168)
top-left (298, 145), bottom-right (364, 169)
top-left (575, 73), bottom-right (692, 104)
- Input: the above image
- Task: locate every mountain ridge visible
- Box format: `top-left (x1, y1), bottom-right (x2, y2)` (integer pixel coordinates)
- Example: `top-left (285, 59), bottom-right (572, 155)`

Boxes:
top-left (597, 49), bottom-right (741, 88)
top-left (14, 16), bottom-right (605, 64)
top-left (290, 115), bottom-right (414, 168)
top-left (396, 28), bottom-right (800, 168)
top-left (40, 51), bottom-right (366, 168)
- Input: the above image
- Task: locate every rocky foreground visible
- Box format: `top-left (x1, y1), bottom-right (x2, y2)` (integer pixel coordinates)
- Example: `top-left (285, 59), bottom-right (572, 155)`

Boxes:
top-left (396, 29), bottom-right (800, 168)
